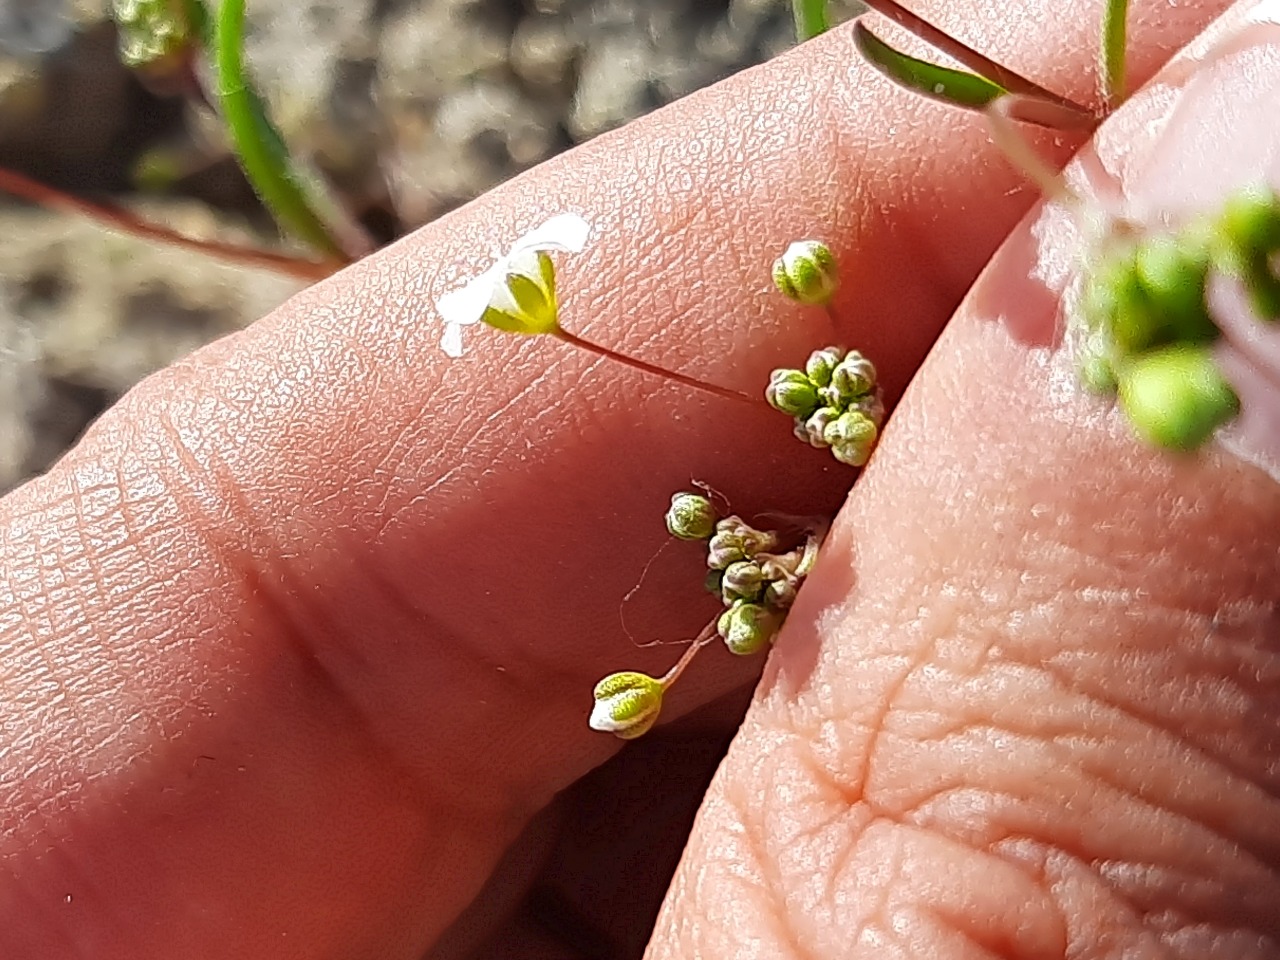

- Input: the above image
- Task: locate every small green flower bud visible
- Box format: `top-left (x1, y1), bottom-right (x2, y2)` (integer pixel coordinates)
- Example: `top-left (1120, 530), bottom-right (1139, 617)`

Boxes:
top-left (798, 406), bottom-right (839, 448)
top-left (846, 392), bottom-right (886, 427)
top-left (823, 411), bottom-right (879, 467)
top-left (1211, 189), bottom-right (1280, 322)
top-left (1117, 345), bottom-right (1240, 451)
top-left (805, 346), bottom-right (845, 387)
top-left (665, 492), bottom-right (717, 541)
top-left (1080, 256), bottom-right (1123, 334)
top-left (721, 560), bottom-right (766, 604)
top-left (773, 240), bottom-right (839, 306)
top-left (1216, 185), bottom-right (1280, 256)
top-left (1105, 263), bottom-right (1166, 355)
top-left (588, 671), bottom-right (665, 739)
top-left (717, 602), bottom-right (778, 656)
top-left (707, 517), bottom-right (778, 569)
top-left (707, 537), bottom-right (744, 569)
top-left (763, 577), bottom-right (797, 611)
top-left (828, 351), bottom-right (877, 403)
top-left (765, 369), bottom-right (820, 418)
top-left (1082, 251), bottom-right (1165, 357)
top-left (1133, 234), bottom-right (1215, 343)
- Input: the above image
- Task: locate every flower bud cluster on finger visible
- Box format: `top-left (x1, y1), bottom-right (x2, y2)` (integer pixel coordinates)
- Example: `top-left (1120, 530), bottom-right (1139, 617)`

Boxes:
top-left (590, 494), bottom-right (823, 739)
top-left (1077, 185), bottom-right (1280, 450)
top-left (702, 508), bottom-right (814, 656)
top-left (766, 346), bottom-right (885, 466)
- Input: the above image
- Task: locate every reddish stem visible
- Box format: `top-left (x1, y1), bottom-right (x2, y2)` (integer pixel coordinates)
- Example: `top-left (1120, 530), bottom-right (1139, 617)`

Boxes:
top-left (0, 166), bottom-right (344, 282)
top-left (553, 328), bottom-right (761, 406)
top-left (660, 620), bottom-right (720, 687)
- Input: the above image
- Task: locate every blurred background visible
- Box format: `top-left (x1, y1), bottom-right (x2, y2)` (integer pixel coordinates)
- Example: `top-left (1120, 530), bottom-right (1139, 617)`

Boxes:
top-left (0, 0), bottom-right (859, 492)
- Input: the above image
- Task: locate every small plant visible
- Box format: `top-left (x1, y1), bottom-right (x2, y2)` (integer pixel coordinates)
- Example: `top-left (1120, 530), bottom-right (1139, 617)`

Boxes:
top-left (590, 492), bottom-right (825, 739)
top-left (845, 0), bottom-right (1280, 456)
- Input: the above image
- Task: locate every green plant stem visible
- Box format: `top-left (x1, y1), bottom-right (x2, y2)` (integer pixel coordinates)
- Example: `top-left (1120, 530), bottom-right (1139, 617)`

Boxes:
top-left (552, 328), bottom-right (760, 406)
top-left (1100, 0), bottom-right (1130, 110)
top-left (791, 0), bottom-right (830, 41)
top-left (854, 22), bottom-right (1006, 111)
top-left (213, 0), bottom-right (348, 260)
top-left (0, 165), bottom-right (340, 281)
top-left (985, 97), bottom-right (1077, 203)
top-left (858, 0), bottom-right (1097, 127)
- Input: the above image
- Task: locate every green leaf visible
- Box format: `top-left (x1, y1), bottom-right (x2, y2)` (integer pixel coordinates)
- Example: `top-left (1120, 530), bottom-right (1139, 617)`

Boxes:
top-left (791, 0), bottom-right (829, 41)
top-left (854, 21), bottom-right (1007, 111)
top-left (1100, 0), bottom-right (1130, 110)
top-left (211, 0), bottom-right (350, 259)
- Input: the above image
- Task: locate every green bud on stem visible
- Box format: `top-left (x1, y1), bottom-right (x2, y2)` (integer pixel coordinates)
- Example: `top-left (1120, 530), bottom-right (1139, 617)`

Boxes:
top-left (805, 346), bottom-right (845, 387)
top-left (588, 671), bottom-right (665, 739)
top-left (1117, 344), bottom-right (1239, 451)
top-left (721, 560), bottom-right (766, 604)
top-left (765, 369), bottom-right (820, 419)
top-left (717, 602), bottom-right (778, 656)
top-left (828, 352), bottom-right (878, 403)
top-left (823, 411), bottom-right (880, 467)
top-left (666, 492), bottom-right (717, 541)
top-left (772, 240), bottom-right (839, 306)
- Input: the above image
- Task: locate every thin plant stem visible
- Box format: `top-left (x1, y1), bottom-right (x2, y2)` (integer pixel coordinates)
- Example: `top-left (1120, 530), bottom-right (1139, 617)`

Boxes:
top-left (859, 0), bottom-right (1097, 126)
top-left (553, 328), bottom-right (761, 406)
top-left (985, 97), bottom-right (1078, 206)
top-left (791, 0), bottom-right (830, 40)
top-left (0, 166), bottom-right (340, 281)
top-left (660, 620), bottom-right (720, 688)
top-left (1100, 0), bottom-right (1130, 111)
top-left (213, 0), bottom-right (351, 260)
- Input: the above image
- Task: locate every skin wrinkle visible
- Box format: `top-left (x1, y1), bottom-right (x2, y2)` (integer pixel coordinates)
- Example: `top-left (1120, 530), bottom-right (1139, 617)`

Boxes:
top-left (975, 638), bottom-right (1280, 805)
top-left (1095, 861), bottom-right (1265, 935)
top-left (857, 620), bottom-right (1280, 921)
top-left (889, 723), bottom-right (1279, 911)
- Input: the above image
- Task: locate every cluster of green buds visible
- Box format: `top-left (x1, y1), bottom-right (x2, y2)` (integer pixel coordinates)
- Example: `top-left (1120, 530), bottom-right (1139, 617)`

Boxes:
top-left (1078, 185), bottom-right (1280, 450)
top-left (765, 347), bottom-right (885, 466)
top-left (667, 492), bottom-right (817, 656)
top-left (111, 0), bottom-right (204, 74)
top-left (588, 492), bottom-right (822, 739)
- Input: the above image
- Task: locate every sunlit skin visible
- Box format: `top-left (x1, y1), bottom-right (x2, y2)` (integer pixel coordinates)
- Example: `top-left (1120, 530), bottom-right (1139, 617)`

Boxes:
top-left (1, 1), bottom-right (1274, 958)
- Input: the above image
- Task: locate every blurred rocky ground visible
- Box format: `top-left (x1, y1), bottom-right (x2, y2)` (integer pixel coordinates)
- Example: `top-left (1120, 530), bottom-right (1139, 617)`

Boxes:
top-left (0, 0), bottom-right (858, 491)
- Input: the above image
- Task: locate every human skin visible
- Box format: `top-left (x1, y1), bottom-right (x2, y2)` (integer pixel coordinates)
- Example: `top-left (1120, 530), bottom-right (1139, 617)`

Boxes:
top-left (0, 0), bottom-right (1269, 957)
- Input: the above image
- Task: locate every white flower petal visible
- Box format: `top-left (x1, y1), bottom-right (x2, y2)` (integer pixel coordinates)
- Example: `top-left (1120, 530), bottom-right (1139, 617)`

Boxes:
top-left (487, 275), bottom-right (523, 318)
top-left (436, 266), bottom-right (502, 328)
top-left (588, 699), bottom-right (628, 733)
top-left (441, 320), bottom-right (466, 358)
top-left (508, 213), bottom-right (591, 257)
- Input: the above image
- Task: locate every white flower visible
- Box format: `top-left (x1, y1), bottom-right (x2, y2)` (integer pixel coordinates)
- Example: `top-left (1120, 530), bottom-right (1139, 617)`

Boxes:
top-left (436, 213), bottom-right (592, 357)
